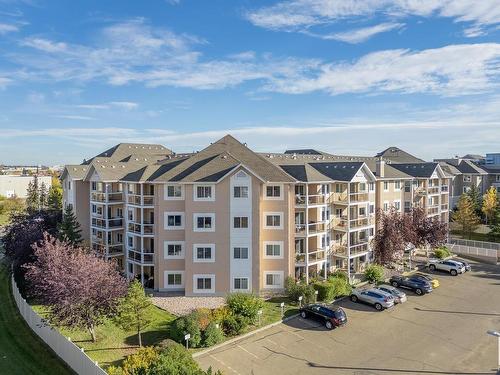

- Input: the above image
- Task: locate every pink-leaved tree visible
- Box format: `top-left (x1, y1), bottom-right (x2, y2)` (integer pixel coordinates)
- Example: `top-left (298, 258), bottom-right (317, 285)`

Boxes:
top-left (25, 233), bottom-right (127, 341)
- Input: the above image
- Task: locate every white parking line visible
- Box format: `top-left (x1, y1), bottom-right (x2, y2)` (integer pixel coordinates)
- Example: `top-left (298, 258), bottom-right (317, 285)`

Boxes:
top-left (209, 354), bottom-right (241, 375)
top-left (237, 344), bottom-right (260, 360)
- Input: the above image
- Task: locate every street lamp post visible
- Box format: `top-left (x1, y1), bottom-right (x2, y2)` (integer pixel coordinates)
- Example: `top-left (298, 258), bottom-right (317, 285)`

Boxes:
top-left (487, 330), bottom-right (500, 372)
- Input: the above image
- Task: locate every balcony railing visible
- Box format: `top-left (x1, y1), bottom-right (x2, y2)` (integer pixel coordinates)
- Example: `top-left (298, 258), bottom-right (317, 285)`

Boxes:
top-left (428, 186), bottom-right (440, 195)
top-left (331, 216), bottom-right (348, 230)
top-left (349, 192), bottom-right (369, 203)
top-left (350, 216), bottom-right (375, 229)
top-left (295, 221), bottom-right (327, 235)
top-left (92, 243), bottom-right (124, 256)
top-left (332, 244), bottom-right (348, 256)
top-left (128, 249), bottom-right (154, 264)
top-left (127, 194), bottom-right (155, 206)
top-left (427, 206), bottom-right (439, 215)
top-left (441, 204), bottom-right (448, 211)
top-left (91, 217), bottom-right (124, 229)
top-left (90, 192), bottom-right (123, 203)
top-left (127, 222), bottom-right (154, 235)
top-left (331, 193), bottom-right (348, 204)
top-left (295, 249), bottom-right (326, 264)
top-left (350, 242), bottom-right (370, 255)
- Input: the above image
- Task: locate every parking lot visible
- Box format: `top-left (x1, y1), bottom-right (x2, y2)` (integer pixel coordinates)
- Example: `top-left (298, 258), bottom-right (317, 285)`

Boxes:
top-left (197, 260), bottom-right (500, 374)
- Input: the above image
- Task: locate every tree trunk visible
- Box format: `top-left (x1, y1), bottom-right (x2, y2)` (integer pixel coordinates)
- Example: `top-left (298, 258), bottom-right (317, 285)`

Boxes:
top-left (138, 329), bottom-right (142, 347)
top-left (89, 324), bottom-right (96, 342)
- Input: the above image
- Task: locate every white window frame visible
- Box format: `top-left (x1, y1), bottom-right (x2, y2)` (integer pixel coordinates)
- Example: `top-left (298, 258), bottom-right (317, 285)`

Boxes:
top-left (383, 181), bottom-right (389, 191)
top-left (496, 175), bottom-right (500, 182)
top-left (394, 200), bottom-right (401, 212)
top-left (264, 212), bottom-right (283, 229)
top-left (369, 182), bottom-right (375, 192)
top-left (383, 201), bottom-right (389, 212)
top-left (463, 175), bottom-right (471, 182)
top-left (164, 271), bottom-right (184, 289)
top-left (194, 184), bottom-right (215, 201)
top-left (233, 277), bottom-right (250, 291)
top-left (193, 244), bottom-right (215, 263)
top-left (193, 213), bottom-right (215, 232)
top-left (233, 246), bottom-right (249, 260)
top-left (394, 180), bottom-right (401, 191)
top-left (263, 241), bottom-right (283, 259)
top-left (263, 271), bottom-right (284, 289)
top-left (164, 241), bottom-right (185, 259)
top-left (164, 184), bottom-right (184, 200)
top-left (164, 212), bottom-right (184, 230)
top-left (233, 186), bottom-right (249, 198)
top-left (233, 216), bottom-right (249, 229)
top-left (264, 184), bottom-right (283, 200)
top-left (193, 274), bottom-right (215, 294)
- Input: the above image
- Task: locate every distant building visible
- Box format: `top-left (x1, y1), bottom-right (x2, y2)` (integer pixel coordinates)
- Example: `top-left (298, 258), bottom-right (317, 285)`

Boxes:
top-left (0, 175), bottom-right (52, 198)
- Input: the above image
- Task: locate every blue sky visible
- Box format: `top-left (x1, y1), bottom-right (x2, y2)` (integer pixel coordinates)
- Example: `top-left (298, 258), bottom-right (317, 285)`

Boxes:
top-left (1, 0), bottom-right (500, 165)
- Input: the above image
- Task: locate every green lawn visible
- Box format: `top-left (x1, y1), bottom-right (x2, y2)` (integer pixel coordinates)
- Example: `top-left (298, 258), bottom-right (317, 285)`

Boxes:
top-left (450, 230), bottom-right (498, 243)
top-left (33, 304), bottom-right (177, 369)
top-left (0, 263), bottom-right (73, 375)
top-left (0, 212), bottom-right (9, 227)
top-left (260, 297), bottom-right (299, 326)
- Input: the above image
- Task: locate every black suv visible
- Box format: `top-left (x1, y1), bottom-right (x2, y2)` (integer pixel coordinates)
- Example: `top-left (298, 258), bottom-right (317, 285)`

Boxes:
top-left (389, 275), bottom-right (433, 295)
top-left (299, 304), bottom-right (347, 329)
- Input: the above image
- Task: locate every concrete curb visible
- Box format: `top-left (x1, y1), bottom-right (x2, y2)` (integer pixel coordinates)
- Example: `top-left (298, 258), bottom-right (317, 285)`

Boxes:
top-left (192, 313), bottom-right (299, 358)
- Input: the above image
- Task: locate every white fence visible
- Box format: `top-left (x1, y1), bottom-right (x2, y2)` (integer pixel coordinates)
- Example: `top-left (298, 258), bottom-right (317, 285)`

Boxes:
top-left (449, 237), bottom-right (500, 251)
top-left (447, 242), bottom-right (499, 262)
top-left (11, 275), bottom-right (107, 375)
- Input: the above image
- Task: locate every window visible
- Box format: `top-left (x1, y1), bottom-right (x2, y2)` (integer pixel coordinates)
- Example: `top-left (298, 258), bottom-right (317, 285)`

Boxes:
top-left (265, 185), bottom-right (282, 199)
top-left (369, 204), bottom-right (375, 214)
top-left (92, 204), bottom-right (97, 213)
top-left (264, 272), bottom-right (283, 288)
top-left (164, 212), bottom-right (184, 230)
top-left (233, 247), bottom-right (249, 259)
top-left (233, 278), bottom-right (249, 290)
top-left (369, 183), bottom-right (375, 192)
top-left (463, 175), bottom-right (471, 182)
top-left (117, 233), bottom-right (123, 243)
top-left (463, 187), bottom-right (471, 193)
top-left (359, 182), bottom-right (366, 192)
top-left (128, 236), bottom-right (133, 248)
top-left (233, 186), bottom-right (249, 198)
top-left (195, 185), bottom-right (214, 201)
top-left (335, 183), bottom-right (342, 193)
top-left (383, 202), bottom-right (389, 211)
top-left (194, 213), bottom-right (215, 232)
top-left (359, 207), bottom-right (366, 216)
top-left (264, 241), bottom-right (283, 258)
top-left (394, 201), bottom-right (401, 211)
top-left (233, 216), bottom-right (249, 228)
top-left (91, 181), bottom-right (97, 191)
top-left (194, 244), bottom-right (215, 262)
top-left (394, 180), bottom-right (401, 190)
top-left (165, 185), bottom-right (183, 200)
top-left (383, 181), bottom-right (389, 191)
top-left (193, 275), bottom-right (215, 293)
top-left (496, 175), bottom-right (500, 182)
top-left (164, 241), bottom-right (184, 259)
top-left (264, 213), bottom-right (283, 229)
top-left (164, 272), bottom-right (184, 289)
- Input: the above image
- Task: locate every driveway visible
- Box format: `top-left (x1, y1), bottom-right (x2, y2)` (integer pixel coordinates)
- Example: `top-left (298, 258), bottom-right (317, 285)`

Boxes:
top-left (197, 260), bottom-right (500, 374)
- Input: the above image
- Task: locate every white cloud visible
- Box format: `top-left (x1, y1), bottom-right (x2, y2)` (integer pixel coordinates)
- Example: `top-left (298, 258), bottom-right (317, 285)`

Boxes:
top-left (109, 101), bottom-right (138, 110)
top-left (0, 76), bottom-right (12, 88)
top-left (21, 38), bottom-right (68, 52)
top-left (76, 104), bottom-right (110, 110)
top-left (0, 23), bottom-right (19, 34)
top-left (309, 22), bottom-right (404, 43)
top-left (54, 115), bottom-right (95, 120)
top-left (246, 0), bottom-right (500, 39)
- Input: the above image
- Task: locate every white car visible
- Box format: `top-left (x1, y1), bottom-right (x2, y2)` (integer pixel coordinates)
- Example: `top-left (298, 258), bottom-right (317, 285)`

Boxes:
top-left (427, 259), bottom-right (465, 276)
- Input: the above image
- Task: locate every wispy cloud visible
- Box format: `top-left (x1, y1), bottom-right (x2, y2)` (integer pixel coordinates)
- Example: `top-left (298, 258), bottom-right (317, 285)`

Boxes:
top-left (0, 22), bottom-right (19, 34)
top-left (54, 115), bottom-right (95, 120)
top-left (21, 37), bottom-right (68, 52)
top-left (109, 101), bottom-right (138, 110)
top-left (306, 22), bottom-right (404, 43)
top-left (246, 0), bottom-right (500, 40)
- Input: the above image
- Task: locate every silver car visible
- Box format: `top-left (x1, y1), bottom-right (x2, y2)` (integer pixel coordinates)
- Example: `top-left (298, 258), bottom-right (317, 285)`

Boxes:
top-left (376, 285), bottom-right (407, 304)
top-left (350, 288), bottom-right (395, 310)
top-left (427, 259), bottom-right (466, 276)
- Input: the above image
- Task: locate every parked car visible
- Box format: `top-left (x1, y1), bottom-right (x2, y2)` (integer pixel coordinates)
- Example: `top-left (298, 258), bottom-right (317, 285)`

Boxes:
top-left (376, 285), bottom-right (407, 303)
top-left (427, 259), bottom-right (466, 276)
top-left (389, 275), bottom-right (433, 295)
top-left (299, 304), bottom-right (347, 329)
top-left (414, 273), bottom-right (440, 288)
top-left (455, 259), bottom-right (472, 272)
top-left (350, 288), bottom-right (395, 310)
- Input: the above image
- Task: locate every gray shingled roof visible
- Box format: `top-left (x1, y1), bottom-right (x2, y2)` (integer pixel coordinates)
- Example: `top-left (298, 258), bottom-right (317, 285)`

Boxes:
top-left (456, 160), bottom-right (488, 174)
top-left (375, 147), bottom-right (425, 163)
top-left (61, 165), bottom-right (89, 180)
top-left (390, 163), bottom-right (438, 178)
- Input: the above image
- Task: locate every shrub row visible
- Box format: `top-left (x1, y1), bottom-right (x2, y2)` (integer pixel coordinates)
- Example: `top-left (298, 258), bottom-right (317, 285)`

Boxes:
top-left (285, 273), bottom-right (352, 304)
top-left (434, 246), bottom-right (452, 259)
top-left (364, 264), bottom-right (385, 283)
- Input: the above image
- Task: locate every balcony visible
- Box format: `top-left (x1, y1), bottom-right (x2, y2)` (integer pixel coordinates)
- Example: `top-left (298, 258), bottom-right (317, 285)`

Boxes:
top-left (295, 221), bottom-right (327, 236)
top-left (414, 187), bottom-right (427, 197)
top-left (350, 241), bottom-right (370, 255)
top-left (349, 192), bottom-right (369, 203)
top-left (91, 217), bottom-right (124, 230)
top-left (90, 192), bottom-right (124, 203)
top-left (128, 249), bottom-right (154, 264)
top-left (427, 206), bottom-right (440, 215)
top-left (92, 243), bottom-right (124, 256)
top-left (427, 186), bottom-right (440, 195)
top-left (441, 204), bottom-right (448, 211)
top-left (441, 185), bottom-right (449, 193)
top-left (332, 244), bottom-right (348, 257)
top-left (331, 193), bottom-right (348, 204)
top-left (127, 194), bottom-right (155, 206)
top-left (127, 222), bottom-right (154, 236)
top-left (331, 216), bottom-right (348, 231)
top-left (295, 249), bottom-right (326, 265)
top-left (350, 216), bottom-right (375, 229)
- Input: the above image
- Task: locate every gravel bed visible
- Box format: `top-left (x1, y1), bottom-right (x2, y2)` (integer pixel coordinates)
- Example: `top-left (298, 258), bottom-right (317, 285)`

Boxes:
top-left (152, 295), bottom-right (226, 316)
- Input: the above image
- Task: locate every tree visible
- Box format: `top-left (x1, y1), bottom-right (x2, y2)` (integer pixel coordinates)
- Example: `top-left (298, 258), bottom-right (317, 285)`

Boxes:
top-left (0, 195), bottom-right (24, 218)
top-left (482, 187), bottom-right (498, 224)
top-left (24, 234), bottom-right (127, 341)
top-left (452, 194), bottom-right (480, 239)
top-left (466, 185), bottom-right (482, 217)
top-left (47, 181), bottom-right (63, 212)
top-left (408, 208), bottom-right (448, 255)
top-left (39, 182), bottom-right (49, 210)
top-left (488, 206), bottom-right (500, 242)
top-left (372, 208), bottom-right (406, 265)
top-left (25, 177), bottom-right (39, 213)
top-left (57, 205), bottom-right (82, 246)
top-left (115, 280), bottom-right (153, 347)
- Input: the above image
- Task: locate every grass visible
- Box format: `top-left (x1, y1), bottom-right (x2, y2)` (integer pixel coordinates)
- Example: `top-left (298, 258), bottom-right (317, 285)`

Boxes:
top-left (0, 262), bottom-right (73, 375)
top-left (33, 304), bottom-right (177, 369)
top-left (0, 212), bottom-right (9, 227)
top-left (450, 230), bottom-right (498, 243)
top-left (260, 297), bottom-right (299, 326)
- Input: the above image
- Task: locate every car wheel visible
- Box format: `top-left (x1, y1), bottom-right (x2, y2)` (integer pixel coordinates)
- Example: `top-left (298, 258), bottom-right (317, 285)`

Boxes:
top-left (391, 281), bottom-right (399, 287)
top-left (374, 303), bottom-right (383, 311)
top-left (350, 295), bottom-right (358, 302)
top-left (450, 269), bottom-right (457, 276)
top-left (429, 265), bottom-right (436, 271)
top-left (300, 311), bottom-right (307, 319)
top-left (415, 288), bottom-right (423, 295)
top-left (325, 320), bottom-right (333, 330)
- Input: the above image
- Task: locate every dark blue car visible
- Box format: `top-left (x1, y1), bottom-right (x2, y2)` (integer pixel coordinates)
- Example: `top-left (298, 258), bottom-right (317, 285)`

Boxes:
top-left (389, 275), bottom-right (433, 295)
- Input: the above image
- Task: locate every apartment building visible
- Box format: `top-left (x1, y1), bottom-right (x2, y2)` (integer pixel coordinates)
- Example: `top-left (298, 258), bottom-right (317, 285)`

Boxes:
top-left (62, 137), bottom-right (450, 296)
